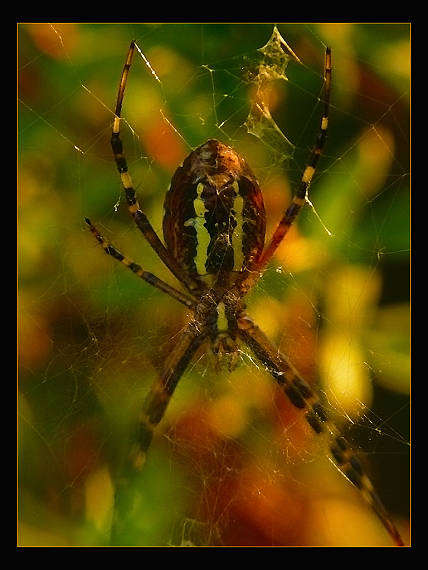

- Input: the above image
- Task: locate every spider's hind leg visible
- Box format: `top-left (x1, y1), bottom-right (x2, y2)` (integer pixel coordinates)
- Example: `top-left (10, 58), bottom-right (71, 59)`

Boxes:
top-left (109, 41), bottom-right (200, 295)
top-left (234, 47), bottom-right (332, 298)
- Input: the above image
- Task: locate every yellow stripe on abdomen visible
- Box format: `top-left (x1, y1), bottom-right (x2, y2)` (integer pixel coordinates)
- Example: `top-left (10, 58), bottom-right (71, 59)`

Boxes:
top-left (231, 181), bottom-right (245, 272)
top-left (184, 182), bottom-right (210, 276)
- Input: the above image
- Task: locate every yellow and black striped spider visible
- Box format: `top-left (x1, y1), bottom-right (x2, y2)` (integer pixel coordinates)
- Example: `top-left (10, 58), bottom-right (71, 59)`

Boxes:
top-left (86, 41), bottom-right (404, 546)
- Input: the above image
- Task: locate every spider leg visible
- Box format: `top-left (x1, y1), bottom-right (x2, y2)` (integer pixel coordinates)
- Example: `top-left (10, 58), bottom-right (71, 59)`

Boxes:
top-left (259, 47), bottom-right (331, 266)
top-left (111, 319), bottom-right (208, 544)
top-left (129, 321), bottom-right (207, 470)
top-left (236, 311), bottom-right (404, 546)
top-left (236, 47), bottom-right (332, 297)
top-left (110, 41), bottom-right (200, 294)
top-left (86, 218), bottom-right (195, 308)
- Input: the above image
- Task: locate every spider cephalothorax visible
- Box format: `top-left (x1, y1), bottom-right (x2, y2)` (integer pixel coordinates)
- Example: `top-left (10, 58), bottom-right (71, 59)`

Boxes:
top-left (86, 40), bottom-right (404, 546)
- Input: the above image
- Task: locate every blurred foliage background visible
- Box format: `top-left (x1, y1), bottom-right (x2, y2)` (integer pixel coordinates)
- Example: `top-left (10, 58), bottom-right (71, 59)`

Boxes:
top-left (18, 23), bottom-right (410, 546)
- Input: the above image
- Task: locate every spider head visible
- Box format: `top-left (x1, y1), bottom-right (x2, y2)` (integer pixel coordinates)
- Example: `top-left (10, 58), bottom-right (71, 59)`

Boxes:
top-left (212, 331), bottom-right (239, 372)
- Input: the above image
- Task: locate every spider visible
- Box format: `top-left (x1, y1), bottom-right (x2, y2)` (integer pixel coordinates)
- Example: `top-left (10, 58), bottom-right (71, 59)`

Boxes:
top-left (86, 41), bottom-right (404, 546)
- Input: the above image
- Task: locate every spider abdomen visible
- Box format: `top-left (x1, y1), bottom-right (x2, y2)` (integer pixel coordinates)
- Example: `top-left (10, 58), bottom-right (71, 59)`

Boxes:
top-left (163, 140), bottom-right (266, 283)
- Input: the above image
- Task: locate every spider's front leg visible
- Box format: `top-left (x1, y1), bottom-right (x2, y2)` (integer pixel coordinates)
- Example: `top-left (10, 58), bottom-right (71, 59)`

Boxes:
top-left (130, 327), bottom-right (208, 472)
top-left (236, 311), bottom-right (404, 546)
top-left (111, 312), bottom-right (210, 545)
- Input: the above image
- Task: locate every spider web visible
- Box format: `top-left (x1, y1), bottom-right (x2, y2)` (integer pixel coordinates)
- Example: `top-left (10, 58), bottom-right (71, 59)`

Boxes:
top-left (18, 23), bottom-right (410, 547)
